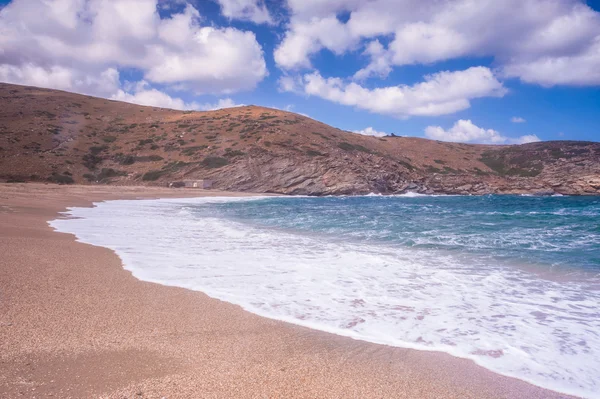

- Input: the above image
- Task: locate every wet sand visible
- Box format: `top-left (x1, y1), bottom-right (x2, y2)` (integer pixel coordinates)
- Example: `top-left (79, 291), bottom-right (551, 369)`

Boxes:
top-left (0, 183), bottom-right (576, 398)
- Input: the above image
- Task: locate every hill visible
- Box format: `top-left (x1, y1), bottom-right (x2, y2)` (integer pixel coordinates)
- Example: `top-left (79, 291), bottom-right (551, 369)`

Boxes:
top-left (1, 83), bottom-right (599, 195)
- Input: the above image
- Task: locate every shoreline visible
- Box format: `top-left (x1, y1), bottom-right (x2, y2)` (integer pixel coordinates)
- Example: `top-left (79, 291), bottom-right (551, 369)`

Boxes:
top-left (1, 183), bottom-right (579, 398)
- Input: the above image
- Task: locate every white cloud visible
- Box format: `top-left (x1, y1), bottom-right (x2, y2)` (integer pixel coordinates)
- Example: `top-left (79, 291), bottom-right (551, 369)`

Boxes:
top-left (284, 66), bottom-right (506, 118)
top-left (216, 0), bottom-right (272, 24)
top-left (197, 98), bottom-right (243, 111)
top-left (425, 120), bottom-right (541, 144)
top-left (0, 64), bottom-right (120, 97)
top-left (111, 80), bottom-right (243, 111)
top-left (425, 120), bottom-right (506, 144)
top-left (277, 75), bottom-right (303, 92)
top-left (511, 134), bottom-right (542, 144)
top-left (112, 80), bottom-right (201, 110)
top-left (501, 39), bottom-right (600, 86)
top-left (275, 0), bottom-right (600, 87)
top-left (353, 40), bottom-right (392, 80)
top-left (0, 0), bottom-right (267, 96)
top-left (145, 24), bottom-right (267, 93)
top-left (354, 127), bottom-right (388, 137)
top-left (274, 15), bottom-right (357, 69)
top-left (0, 63), bottom-right (216, 112)
top-left (389, 23), bottom-right (471, 66)
top-left (284, 0), bottom-right (363, 19)
top-left (264, 104), bottom-right (310, 117)
top-left (511, 116), bottom-right (526, 123)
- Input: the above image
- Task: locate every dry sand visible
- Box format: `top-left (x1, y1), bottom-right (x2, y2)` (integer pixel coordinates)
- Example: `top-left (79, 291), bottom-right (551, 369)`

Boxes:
top-left (0, 183), bottom-right (576, 398)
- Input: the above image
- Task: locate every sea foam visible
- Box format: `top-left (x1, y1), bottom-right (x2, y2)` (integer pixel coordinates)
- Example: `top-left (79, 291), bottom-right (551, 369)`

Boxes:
top-left (50, 196), bottom-right (600, 399)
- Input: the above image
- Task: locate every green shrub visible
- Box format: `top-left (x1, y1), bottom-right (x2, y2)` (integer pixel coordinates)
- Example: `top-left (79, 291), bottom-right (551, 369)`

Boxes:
top-left (102, 136), bottom-right (117, 143)
top-left (82, 153), bottom-right (102, 170)
top-left (354, 144), bottom-right (372, 153)
top-left (311, 132), bottom-right (330, 140)
top-left (479, 152), bottom-right (543, 177)
top-left (48, 174), bottom-right (74, 185)
top-left (6, 176), bottom-right (26, 183)
top-left (89, 145), bottom-right (108, 155)
top-left (224, 149), bottom-right (245, 157)
top-left (201, 156), bottom-right (228, 169)
top-left (142, 170), bottom-right (164, 181)
top-left (398, 160), bottom-right (414, 171)
top-left (443, 166), bottom-right (456, 174)
top-left (306, 149), bottom-right (324, 157)
top-left (181, 146), bottom-right (208, 156)
top-left (338, 142), bottom-right (355, 151)
top-left (97, 168), bottom-right (127, 180)
top-left (138, 155), bottom-right (164, 162)
top-left (48, 126), bottom-right (61, 135)
top-left (162, 161), bottom-right (190, 172)
top-left (119, 155), bottom-right (136, 165)
top-left (338, 142), bottom-right (372, 153)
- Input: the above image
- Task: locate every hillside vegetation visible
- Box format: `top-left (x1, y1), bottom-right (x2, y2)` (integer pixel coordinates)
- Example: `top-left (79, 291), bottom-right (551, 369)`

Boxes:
top-left (1, 83), bottom-right (599, 195)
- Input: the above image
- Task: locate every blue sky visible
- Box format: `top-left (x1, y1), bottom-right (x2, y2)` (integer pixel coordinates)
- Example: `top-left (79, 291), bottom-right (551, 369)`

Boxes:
top-left (0, 0), bottom-right (599, 143)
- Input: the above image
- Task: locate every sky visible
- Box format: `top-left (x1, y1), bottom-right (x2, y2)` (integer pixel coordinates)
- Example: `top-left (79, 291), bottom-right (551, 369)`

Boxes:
top-left (0, 0), bottom-right (599, 144)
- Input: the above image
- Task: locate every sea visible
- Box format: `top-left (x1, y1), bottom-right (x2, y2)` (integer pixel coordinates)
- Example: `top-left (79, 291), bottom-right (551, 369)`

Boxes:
top-left (49, 194), bottom-right (600, 399)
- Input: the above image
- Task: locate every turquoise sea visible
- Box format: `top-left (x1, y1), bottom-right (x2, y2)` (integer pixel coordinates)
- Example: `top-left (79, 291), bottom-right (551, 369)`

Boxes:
top-left (51, 194), bottom-right (600, 398)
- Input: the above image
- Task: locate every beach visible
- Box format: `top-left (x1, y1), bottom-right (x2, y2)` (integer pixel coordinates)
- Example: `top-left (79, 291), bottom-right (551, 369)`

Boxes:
top-left (0, 183), bottom-right (576, 399)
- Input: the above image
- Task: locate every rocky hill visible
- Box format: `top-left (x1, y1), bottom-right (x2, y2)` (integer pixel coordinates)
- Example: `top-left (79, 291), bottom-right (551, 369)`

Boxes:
top-left (1, 83), bottom-right (599, 195)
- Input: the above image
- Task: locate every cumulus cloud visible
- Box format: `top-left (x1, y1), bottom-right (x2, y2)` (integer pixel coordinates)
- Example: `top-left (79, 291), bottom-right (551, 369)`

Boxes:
top-left (110, 80), bottom-right (243, 111)
top-left (278, 75), bottom-right (303, 92)
top-left (353, 40), bottom-right (392, 80)
top-left (354, 127), bottom-right (388, 137)
top-left (0, 0), bottom-right (267, 99)
top-left (501, 39), bottom-right (600, 86)
top-left (425, 120), bottom-right (541, 144)
top-left (197, 98), bottom-right (243, 111)
top-left (283, 66), bottom-right (506, 118)
top-left (112, 80), bottom-right (201, 110)
top-left (274, 15), bottom-right (356, 69)
top-left (0, 64), bottom-right (121, 97)
top-left (275, 0), bottom-right (600, 87)
top-left (512, 134), bottom-right (542, 144)
top-left (511, 116), bottom-right (527, 123)
top-left (216, 0), bottom-right (272, 24)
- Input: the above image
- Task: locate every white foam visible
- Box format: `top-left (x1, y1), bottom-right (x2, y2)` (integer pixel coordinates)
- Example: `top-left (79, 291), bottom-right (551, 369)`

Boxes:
top-left (392, 192), bottom-right (462, 197)
top-left (394, 191), bottom-right (428, 197)
top-left (49, 197), bottom-right (600, 399)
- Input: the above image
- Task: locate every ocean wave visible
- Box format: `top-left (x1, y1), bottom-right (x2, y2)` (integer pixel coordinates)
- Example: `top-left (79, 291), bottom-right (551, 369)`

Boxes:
top-left (49, 196), bottom-right (600, 399)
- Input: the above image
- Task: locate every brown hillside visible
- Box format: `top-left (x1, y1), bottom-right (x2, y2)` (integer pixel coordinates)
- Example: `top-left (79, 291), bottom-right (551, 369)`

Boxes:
top-left (1, 83), bottom-right (599, 195)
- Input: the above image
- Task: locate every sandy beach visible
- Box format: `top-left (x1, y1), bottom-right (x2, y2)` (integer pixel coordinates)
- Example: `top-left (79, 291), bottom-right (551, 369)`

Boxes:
top-left (0, 183), bottom-right (575, 399)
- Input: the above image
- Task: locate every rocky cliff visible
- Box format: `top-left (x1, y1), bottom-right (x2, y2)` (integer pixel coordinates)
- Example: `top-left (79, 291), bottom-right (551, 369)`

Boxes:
top-left (1, 83), bottom-right (599, 195)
